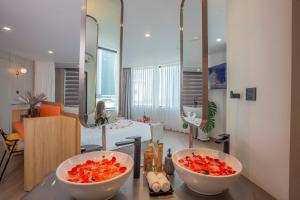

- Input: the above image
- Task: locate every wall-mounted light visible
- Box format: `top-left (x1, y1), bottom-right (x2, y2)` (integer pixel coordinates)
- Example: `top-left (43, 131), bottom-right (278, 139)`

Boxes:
top-left (16, 67), bottom-right (27, 78)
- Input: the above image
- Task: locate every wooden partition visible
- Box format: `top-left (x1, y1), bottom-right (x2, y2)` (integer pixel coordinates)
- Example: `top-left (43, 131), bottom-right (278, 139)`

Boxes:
top-left (12, 108), bottom-right (28, 123)
top-left (24, 115), bottom-right (80, 191)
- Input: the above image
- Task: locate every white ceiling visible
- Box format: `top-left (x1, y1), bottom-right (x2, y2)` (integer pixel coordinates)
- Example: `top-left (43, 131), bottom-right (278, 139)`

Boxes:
top-left (123, 0), bottom-right (181, 67)
top-left (0, 0), bottom-right (226, 66)
top-left (0, 0), bottom-right (81, 63)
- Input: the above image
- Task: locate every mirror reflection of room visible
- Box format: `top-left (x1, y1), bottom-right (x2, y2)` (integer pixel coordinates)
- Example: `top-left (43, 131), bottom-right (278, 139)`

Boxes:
top-left (182, 0), bottom-right (227, 142)
top-left (79, 0), bottom-right (229, 155)
top-left (56, 0), bottom-right (121, 127)
top-left (85, 0), bottom-right (121, 126)
top-left (182, 0), bottom-right (203, 126)
top-left (120, 0), bottom-right (181, 130)
top-left (80, 0), bottom-right (182, 152)
top-left (207, 0), bottom-right (227, 142)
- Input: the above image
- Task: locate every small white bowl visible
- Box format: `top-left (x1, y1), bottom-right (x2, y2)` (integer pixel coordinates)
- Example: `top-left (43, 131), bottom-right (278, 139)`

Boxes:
top-left (172, 148), bottom-right (242, 195)
top-left (56, 151), bottom-right (133, 200)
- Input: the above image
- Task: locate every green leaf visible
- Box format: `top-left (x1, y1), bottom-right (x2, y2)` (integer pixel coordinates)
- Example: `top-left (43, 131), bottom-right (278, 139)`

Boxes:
top-left (183, 122), bottom-right (188, 129)
top-left (201, 101), bottom-right (217, 134)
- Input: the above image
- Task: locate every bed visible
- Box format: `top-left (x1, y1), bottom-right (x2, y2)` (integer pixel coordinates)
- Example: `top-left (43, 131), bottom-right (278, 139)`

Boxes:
top-left (81, 119), bottom-right (152, 150)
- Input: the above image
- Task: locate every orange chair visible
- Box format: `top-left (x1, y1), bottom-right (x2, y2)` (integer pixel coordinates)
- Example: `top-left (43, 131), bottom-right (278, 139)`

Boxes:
top-left (12, 102), bottom-right (64, 139)
top-left (39, 101), bottom-right (63, 117)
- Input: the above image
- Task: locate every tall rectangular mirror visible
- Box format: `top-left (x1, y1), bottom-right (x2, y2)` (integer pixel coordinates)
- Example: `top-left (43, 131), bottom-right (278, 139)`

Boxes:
top-left (180, 0), bottom-right (209, 144)
top-left (180, 0), bottom-right (227, 143)
top-left (207, 0), bottom-right (227, 140)
top-left (79, 0), bottom-right (123, 127)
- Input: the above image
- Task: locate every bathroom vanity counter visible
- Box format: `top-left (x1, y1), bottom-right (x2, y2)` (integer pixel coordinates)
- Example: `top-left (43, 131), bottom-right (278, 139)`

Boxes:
top-left (23, 170), bottom-right (275, 200)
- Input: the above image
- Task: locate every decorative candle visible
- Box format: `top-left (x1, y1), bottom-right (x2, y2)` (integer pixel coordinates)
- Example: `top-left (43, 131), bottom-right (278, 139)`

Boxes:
top-left (144, 151), bottom-right (153, 172)
top-left (157, 143), bottom-right (163, 172)
top-left (148, 143), bottom-right (157, 171)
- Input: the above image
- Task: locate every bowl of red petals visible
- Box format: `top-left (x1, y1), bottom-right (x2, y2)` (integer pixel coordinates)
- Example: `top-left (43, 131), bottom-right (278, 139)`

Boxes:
top-left (172, 148), bottom-right (242, 195)
top-left (56, 151), bottom-right (133, 200)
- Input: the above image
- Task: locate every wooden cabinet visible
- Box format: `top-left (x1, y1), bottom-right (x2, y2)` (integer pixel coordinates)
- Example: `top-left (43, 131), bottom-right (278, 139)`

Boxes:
top-left (11, 112), bottom-right (81, 191)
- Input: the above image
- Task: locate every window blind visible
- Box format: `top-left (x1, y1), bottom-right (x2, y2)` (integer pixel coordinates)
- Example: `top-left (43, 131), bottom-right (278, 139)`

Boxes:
top-left (182, 71), bottom-right (203, 106)
top-left (64, 68), bottom-right (79, 106)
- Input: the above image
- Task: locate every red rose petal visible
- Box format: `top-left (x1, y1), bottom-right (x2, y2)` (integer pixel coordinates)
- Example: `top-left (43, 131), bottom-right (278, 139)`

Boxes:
top-left (178, 153), bottom-right (236, 176)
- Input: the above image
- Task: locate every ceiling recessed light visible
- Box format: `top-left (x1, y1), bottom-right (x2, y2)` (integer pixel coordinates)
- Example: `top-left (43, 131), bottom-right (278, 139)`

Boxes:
top-left (48, 50), bottom-right (54, 54)
top-left (216, 38), bottom-right (222, 42)
top-left (145, 33), bottom-right (151, 38)
top-left (2, 26), bottom-right (12, 31)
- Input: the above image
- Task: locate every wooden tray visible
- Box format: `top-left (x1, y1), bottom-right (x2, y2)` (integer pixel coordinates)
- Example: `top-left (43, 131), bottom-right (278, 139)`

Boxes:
top-left (146, 173), bottom-right (174, 196)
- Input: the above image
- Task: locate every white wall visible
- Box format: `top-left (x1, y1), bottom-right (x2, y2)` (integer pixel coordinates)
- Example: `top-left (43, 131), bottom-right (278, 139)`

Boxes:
top-left (0, 51), bottom-right (34, 132)
top-left (208, 50), bottom-right (226, 138)
top-left (227, 0), bottom-right (292, 199)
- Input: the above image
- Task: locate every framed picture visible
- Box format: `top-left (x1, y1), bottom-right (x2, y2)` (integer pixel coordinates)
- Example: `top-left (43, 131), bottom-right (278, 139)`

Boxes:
top-left (209, 63), bottom-right (227, 89)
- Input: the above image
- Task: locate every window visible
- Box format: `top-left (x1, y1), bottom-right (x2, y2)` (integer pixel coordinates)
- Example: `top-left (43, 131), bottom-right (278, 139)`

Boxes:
top-left (96, 48), bottom-right (118, 110)
top-left (131, 64), bottom-right (181, 130)
top-left (131, 64), bottom-right (180, 109)
top-left (158, 66), bottom-right (180, 108)
top-left (132, 67), bottom-right (156, 107)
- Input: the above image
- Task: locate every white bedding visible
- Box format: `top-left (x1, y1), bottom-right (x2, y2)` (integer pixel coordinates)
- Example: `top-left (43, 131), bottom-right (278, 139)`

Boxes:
top-left (81, 120), bottom-right (152, 150)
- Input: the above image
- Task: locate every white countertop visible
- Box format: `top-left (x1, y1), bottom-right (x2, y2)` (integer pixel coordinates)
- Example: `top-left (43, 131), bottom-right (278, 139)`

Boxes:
top-left (183, 117), bottom-right (202, 127)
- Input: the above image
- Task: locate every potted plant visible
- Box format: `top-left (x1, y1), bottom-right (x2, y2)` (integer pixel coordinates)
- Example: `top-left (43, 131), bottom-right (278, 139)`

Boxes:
top-left (200, 101), bottom-right (217, 134)
top-left (18, 91), bottom-right (47, 117)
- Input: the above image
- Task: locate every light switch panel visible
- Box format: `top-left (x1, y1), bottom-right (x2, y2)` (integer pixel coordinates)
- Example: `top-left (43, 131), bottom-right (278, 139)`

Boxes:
top-left (246, 88), bottom-right (256, 101)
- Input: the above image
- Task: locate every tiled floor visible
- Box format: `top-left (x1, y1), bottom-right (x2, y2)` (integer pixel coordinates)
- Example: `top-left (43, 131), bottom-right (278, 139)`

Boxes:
top-left (161, 130), bottom-right (222, 153)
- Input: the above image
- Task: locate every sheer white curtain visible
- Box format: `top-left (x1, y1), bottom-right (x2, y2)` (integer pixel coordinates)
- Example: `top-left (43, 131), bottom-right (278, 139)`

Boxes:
top-left (34, 61), bottom-right (55, 101)
top-left (131, 64), bottom-right (183, 131)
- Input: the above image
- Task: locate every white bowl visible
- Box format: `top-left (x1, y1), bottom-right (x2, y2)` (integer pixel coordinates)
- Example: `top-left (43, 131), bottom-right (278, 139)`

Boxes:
top-left (56, 151), bottom-right (133, 200)
top-left (172, 148), bottom-right (242, 195)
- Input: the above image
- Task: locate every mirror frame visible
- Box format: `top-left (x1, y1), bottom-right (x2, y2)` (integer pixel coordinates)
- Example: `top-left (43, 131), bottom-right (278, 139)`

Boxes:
top-left (79, 0), bottom-right (124, 126)
top-left (180, 0), bottom-right (209, 120)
